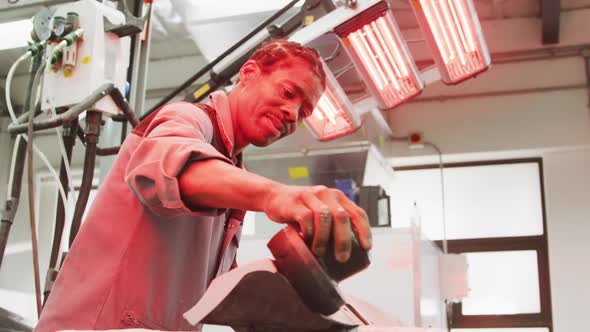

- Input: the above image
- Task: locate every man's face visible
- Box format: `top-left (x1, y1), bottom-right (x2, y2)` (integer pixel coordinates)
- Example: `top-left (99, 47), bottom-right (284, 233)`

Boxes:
top-left (236, 58), bottom-right (324, 147)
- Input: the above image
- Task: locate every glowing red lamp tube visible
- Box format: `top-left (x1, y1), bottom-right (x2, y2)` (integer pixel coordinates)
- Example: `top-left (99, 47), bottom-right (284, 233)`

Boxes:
top-left (304, 59), bottom-right (360, 141)
top-left (334, 1), bottom-right (423, 110)
top-left (411, 0), bottom-right (491, 84)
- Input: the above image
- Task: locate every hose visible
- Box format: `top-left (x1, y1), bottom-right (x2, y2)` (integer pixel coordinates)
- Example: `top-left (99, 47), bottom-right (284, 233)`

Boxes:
top-left (4, 51), bottom-right (69, 208)
top-left (26, 61), bottom-right (47, 317)
top-left (68, 111), bottom-right (101, 247)
top-left (44, 122), bottom-right (76, 305)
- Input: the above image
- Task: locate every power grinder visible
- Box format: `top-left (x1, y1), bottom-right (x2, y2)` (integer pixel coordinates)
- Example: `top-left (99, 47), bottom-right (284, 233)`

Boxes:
top-left (267, 225), bottom-right (370, 316)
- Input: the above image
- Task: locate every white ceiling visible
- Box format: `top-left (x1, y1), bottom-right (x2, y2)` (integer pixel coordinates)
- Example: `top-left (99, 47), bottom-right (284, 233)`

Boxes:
top-left (2, 0), bottom-right (590, 107)
top-left (149, 0), bottom-right (590, 41)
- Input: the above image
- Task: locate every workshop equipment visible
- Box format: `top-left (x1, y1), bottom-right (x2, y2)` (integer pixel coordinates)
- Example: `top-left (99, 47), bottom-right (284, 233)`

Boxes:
top-left (267, 225), bottom-right (370, 316)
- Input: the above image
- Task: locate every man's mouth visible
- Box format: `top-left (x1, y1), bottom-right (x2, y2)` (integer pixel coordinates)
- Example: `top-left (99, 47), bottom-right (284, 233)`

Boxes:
top-left (266, 114), bottom-right (286, 136)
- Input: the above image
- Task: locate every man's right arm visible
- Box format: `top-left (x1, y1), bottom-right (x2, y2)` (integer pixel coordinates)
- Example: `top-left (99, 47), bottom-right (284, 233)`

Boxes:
top-left (179, 159), bottom-right (372, 262)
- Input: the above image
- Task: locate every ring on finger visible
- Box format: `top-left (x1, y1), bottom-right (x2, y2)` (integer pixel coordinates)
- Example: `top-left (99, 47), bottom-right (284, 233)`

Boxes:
top-left (319, 210), bottom-right (331, 222)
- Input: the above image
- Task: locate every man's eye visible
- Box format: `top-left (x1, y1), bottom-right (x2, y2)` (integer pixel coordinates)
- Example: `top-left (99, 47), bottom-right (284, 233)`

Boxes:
top-left (282, 87), bottom-right (295, 99)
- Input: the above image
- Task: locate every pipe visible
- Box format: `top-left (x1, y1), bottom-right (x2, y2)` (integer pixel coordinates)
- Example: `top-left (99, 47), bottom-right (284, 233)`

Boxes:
top-left (43, 122), bottom-right (77, 305)
top-left (69, 111), bottom-right (101, 247)
top-left (142, 0), bottom-right (303, 119)
top-left (0, 54), bottom-right (41, 271)
top-left (110, 114), bottom-right (128, 122)
top-left (14, 106), bottom-right (42, 125)
top-left (0, 138), bottom-right (26, 270)
top-left (76, 124), bottom-right (121, 156)
top-left (96, 146), bottom-right (121, 156)
top-left (109, 87), bottom-right (139, 127)
top-left (7, 83), bottom-right (115, 135)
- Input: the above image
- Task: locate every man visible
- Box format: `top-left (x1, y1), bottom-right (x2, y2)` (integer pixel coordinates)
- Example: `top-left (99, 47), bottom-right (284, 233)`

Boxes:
top-left (35, 40), bottom-right (372, 331)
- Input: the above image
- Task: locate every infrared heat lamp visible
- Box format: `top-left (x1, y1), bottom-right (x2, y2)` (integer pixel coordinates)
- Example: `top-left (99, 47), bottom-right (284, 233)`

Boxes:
top-left (304, 59), bottom-right (361, 141)
top-left (411, 0), bottom-right (491, 84)
top-left (334, 1), bottom-right (423, 110)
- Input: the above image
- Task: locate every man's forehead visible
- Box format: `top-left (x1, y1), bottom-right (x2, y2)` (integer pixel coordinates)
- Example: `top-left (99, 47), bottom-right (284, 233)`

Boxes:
top-left (269, 58), bottom-right (324, 99)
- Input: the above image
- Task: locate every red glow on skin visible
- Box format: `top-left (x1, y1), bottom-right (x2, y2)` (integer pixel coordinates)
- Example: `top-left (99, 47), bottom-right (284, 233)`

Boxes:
top-left (228, 58), bottom-right (325, 157)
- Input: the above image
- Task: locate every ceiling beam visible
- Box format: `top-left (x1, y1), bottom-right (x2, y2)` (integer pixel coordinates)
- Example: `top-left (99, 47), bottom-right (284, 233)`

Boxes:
top-left (541, 0), bottom-right (560, 44)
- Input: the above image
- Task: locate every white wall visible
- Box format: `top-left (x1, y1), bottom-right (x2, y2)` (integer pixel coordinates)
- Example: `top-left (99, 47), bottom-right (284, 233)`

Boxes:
top-left (381, 84), bottom-right (590, 332)
top-left (387, 57), bottom-right (590, 158)
top-left (376, 51), bottom-right (590, 331)
top-left (543, 147), bottom-right (590, 332)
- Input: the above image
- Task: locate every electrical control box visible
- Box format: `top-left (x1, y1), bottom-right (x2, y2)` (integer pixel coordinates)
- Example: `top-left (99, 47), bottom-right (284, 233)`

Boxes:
top-left (41, 0), bottom-right (130, 115)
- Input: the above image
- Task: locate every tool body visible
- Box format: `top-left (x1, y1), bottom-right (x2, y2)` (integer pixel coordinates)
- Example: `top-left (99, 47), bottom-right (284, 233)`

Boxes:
top-left (267, 225), bottom-right (370, 316)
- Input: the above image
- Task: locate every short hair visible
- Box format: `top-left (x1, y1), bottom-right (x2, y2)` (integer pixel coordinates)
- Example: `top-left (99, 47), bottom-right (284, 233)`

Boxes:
top-left (247, 39), bottom-right (326, 90)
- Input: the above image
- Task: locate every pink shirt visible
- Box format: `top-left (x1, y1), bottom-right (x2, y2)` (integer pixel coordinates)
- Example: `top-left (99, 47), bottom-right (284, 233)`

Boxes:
top-left (35, 91), bottom-right (244, 331)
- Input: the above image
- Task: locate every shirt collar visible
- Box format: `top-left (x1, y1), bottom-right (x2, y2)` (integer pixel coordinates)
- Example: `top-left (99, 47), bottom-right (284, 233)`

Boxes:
top-left (208, 90), bottom-right (235, 158)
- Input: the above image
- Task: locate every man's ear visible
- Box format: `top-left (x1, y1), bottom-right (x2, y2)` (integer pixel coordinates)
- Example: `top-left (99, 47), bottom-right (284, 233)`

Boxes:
top-left (238, 60), bottom-right (261, 85)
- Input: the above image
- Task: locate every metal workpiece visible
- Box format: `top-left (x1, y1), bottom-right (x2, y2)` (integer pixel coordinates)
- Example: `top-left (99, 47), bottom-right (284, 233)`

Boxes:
top-left (267, 225), bottom-right (370, 316)
top-left (184, 260), bottom-right (360, 331)
top-left (186, 226), bottom-right (373, 330)
top-left (7, 83), bottom-right (115, 135)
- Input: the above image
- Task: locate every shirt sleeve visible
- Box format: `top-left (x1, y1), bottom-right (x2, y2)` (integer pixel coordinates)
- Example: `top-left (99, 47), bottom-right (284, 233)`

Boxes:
top-left (124, 102), bottom-right (232, 218)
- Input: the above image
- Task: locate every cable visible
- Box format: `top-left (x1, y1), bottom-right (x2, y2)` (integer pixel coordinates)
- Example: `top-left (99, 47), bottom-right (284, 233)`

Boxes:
top-left (5, 51), bottom-right (69, 207)
top-left (6, 52), bottom-right (33, 123)
top-left (48, 100), bottom-right (78, 254)
top-left (6, 135), bottom-right (23, 204)
top-left (48, 98), bottom-right (75, 197)
top-left (15, 136), bottom-right (68, 207)
top-left (424, 141), bottom-right (448, 254)
top-left (334, 63), bottom-right (355, 79)
top-left (2, 52), bottom-right (42, 271)
top-left (46, 29), bottom-right (84, 73)
top-left (323, 35), bottom-right (342, 62)
top-left (26, 61), bottom-right (47, 317)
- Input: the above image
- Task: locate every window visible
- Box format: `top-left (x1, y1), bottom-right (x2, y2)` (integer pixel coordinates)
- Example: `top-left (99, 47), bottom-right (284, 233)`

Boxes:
top-left (393, 159), bottom-right (552, 330)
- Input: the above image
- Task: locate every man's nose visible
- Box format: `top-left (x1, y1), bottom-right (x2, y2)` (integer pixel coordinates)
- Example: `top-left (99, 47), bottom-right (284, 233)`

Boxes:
top-left (281, 103), bottom-right (300, 122)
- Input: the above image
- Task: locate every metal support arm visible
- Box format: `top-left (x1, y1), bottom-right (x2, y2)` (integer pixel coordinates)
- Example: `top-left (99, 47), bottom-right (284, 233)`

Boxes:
top-left (7, 83), bottom-right (115, 135)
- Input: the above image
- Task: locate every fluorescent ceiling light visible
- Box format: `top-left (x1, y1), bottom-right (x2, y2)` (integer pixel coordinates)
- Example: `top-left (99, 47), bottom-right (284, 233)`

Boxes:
top-left (0, 19), bottom-right (33, 51)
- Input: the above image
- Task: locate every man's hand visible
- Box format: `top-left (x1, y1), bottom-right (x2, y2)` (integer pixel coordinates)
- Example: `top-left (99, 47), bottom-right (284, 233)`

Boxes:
top-left (263, 184), bottom-right (372, 262)
top-left (179, 159), bottom-right (372, 261)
